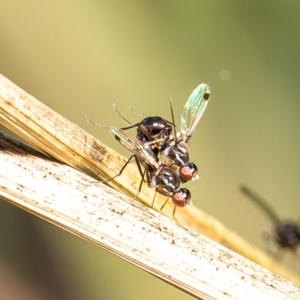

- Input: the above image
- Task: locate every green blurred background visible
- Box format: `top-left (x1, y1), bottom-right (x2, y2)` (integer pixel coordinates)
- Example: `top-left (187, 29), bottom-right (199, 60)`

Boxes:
top-left (1, 1), bottom-right (300, 299)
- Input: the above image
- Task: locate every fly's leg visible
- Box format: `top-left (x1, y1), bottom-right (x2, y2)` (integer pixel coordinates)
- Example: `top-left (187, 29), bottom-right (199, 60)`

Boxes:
top-left (157, 196), bottom-right (169, 229)
top-left (99, 154), bottom-right (136, 184)
top-left (151, 190), bottom-right (157, 208)
top-left (119, 155), bottom-right (148, 215)
top-left (172, 205), bottom-right (181, 225)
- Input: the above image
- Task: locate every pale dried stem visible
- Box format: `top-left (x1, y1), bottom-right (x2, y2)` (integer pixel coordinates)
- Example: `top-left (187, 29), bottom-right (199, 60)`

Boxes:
top-left (0, 133), bottom-right (299, 299)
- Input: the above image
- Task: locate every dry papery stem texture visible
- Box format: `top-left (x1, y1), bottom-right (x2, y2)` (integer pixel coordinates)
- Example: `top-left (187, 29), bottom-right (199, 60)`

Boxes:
top-left (0, 73), bottom-right (299, 291)
top-left (1, 132), bottom-right (299, 300)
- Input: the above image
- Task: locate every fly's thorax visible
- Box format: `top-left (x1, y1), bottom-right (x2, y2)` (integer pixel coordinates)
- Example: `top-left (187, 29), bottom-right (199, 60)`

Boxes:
top-left (148, 166), bottom-right (180, 192)
top-left (163, 140), bottom-right (190, 166)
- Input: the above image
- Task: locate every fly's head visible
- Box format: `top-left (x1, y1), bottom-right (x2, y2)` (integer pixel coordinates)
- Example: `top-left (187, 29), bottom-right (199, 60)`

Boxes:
top-left (179, 162), bottom-right (199, 183)
top-left (171, 188), bottom-right (192, 207)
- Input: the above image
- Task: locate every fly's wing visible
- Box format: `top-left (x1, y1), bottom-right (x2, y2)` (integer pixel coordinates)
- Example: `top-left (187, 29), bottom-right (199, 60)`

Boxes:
top-left (179, 83), bottom-right (211, 141)
top-left (110, 127), bottom-right (158, 169)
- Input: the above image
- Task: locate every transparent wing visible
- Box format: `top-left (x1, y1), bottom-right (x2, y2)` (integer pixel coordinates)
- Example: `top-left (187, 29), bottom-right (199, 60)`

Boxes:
top-left (110, 127), bottom-right (158, 168)
top-left (179, 83), bottom-right (211, 141)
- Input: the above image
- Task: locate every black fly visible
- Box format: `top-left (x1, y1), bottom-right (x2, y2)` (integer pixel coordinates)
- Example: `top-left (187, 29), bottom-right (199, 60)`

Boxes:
top-left (240, 185), bottom-right (300, 254)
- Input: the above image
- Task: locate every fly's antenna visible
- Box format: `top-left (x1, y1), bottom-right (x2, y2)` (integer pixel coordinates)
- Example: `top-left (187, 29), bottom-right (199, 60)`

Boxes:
top-left (85, 116), bottom-right (109, 129)
top-left (113, 103), bottom-right (132, 125)
top-left (168, 96), bottom-right (177, 143)
top-left (129, 106), bottom-right (146, 117)
top-left (240, 185), bottom-right (281, 225)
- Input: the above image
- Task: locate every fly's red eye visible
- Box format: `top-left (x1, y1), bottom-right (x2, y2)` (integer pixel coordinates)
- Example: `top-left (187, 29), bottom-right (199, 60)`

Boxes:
top-left (172, 188), bottom-right (192, 207)
top-left (179, 165), bottom-right (193, 182)
top-left (179, 163), bottom-right (199, 183)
